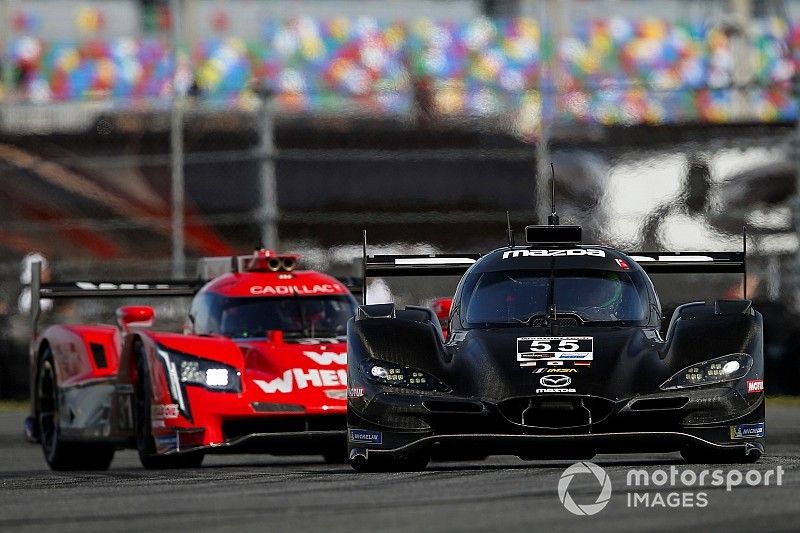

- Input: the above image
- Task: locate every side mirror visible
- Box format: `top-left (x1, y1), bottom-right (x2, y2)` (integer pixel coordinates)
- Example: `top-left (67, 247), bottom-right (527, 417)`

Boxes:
top-left (431, 297), bottom-right (453, 338)
top-left (267, 330), bottom-right (284, 344)
top-left (116, 306), bottom-right (155, 332)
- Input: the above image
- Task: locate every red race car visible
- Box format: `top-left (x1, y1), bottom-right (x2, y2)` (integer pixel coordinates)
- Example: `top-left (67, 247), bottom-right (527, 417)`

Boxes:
top-left (25, 250), bottom-right (358, 470)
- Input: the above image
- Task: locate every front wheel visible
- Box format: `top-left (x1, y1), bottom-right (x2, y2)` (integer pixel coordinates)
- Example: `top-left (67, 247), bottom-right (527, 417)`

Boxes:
top-left (36, 350), bottom-right (114, 471)
top-left (134, 348), bottom-right (204, 469)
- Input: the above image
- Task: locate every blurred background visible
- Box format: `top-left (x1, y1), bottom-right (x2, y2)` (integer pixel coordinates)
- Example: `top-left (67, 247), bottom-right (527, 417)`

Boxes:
top-left (0, 0), bottom-right (799, 397)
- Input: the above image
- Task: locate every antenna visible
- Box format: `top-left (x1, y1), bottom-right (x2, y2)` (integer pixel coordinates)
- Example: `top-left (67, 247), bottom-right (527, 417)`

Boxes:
top-left (506, 211), bottom-right (514, 248)
top-left (742, 226), bottom-right (747, 300)
top-left (362, 229), bottom-right (368, 305)
top-left (548, 162), bottom-right (559, 226)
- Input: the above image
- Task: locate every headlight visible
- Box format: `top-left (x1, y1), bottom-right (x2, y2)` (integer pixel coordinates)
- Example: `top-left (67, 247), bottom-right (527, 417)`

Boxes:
top-left (660, 353), bottom-right (752, 390)
top-left (362, 360), bottom-right (450, 392)
top-left (158, 347), bottom-right (241, 393)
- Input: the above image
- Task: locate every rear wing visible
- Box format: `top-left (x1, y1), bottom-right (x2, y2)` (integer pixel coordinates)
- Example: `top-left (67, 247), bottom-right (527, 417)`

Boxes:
top-left (30, 261), bottom-right (201, 337)
top-left (627, 252), bottom-right (745, 274)
top-left (359, 229), bottom-right (749, 304)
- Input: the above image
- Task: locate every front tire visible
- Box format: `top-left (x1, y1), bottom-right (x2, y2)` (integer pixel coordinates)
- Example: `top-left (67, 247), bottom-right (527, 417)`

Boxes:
top-left (134, 347), bottom-right (203, 469)
top-left (36, 350), bottom-right (114, 471)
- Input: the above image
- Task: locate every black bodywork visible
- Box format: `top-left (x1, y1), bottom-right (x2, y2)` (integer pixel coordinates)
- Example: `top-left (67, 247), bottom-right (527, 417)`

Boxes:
top-left (347, 240), bottom-right (765, 470)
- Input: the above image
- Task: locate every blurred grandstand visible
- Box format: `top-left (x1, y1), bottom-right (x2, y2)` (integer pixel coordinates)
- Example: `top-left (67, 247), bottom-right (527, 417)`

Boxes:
top-left (0, 0), bottom-right (799, 396)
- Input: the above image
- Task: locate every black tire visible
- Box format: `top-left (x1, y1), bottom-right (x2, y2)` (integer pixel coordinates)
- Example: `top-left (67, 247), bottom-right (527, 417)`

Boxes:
top-left (350, 452), bottom-right (429, 472)
top-left (681, 446), bottom-right (762, 464)
top-left (36, 350), bottom-right (114, 471)
top-left (134, 347), bottom-right (204, 469)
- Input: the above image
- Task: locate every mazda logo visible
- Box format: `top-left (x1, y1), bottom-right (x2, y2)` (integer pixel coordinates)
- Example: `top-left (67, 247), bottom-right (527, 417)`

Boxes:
top-left (540, 375), bottom-right (572, 387)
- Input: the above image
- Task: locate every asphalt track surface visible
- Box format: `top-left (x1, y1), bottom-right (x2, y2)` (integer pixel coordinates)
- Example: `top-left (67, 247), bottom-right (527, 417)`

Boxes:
top-left (0, 406), bottom-right (798, 533)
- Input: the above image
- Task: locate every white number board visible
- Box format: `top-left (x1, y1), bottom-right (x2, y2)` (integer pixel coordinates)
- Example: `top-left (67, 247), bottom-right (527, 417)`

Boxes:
top-left (516, 337), bottom-right (593, 362)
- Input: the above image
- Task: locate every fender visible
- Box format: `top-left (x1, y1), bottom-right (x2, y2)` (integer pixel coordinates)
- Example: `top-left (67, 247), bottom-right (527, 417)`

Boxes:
top-left (111, 331), bottom-right (246, 436)
top-left (662, 300), bottom-right (764, 377)
top-left (33, 324), bottom-right (121, 388)
top-left (30, 324), bottom-right (122, 441)
top-left (348, 305), bottom-right (448, 379)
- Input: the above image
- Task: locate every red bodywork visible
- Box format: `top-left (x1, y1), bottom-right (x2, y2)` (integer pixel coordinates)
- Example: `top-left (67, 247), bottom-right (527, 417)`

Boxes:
top-left (431, 297), bottom-right (453, 339)
top-left (29, 253), bottom-right (354, 457)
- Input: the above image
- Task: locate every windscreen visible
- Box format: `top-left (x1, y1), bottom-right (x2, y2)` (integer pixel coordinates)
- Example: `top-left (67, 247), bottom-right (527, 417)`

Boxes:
top-left (461, 269), bottom-right (649, 328)
top-left (196, 294), bottom-right (356, 339)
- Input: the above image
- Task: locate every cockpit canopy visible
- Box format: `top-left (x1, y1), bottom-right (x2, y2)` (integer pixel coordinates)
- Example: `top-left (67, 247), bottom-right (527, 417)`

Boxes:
top-left (191, 292), bottom-right (357, 339)
top-left (457, 267), bottom-right (654, 329)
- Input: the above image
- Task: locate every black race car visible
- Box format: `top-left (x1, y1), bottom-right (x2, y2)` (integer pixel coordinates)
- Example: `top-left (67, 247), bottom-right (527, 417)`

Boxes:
top-left (346, 225), bottom-right (764, 471)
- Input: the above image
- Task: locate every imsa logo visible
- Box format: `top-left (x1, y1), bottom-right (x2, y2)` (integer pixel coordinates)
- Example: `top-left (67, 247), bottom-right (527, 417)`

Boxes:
top-left (503, 249), bottom-right (606, 260)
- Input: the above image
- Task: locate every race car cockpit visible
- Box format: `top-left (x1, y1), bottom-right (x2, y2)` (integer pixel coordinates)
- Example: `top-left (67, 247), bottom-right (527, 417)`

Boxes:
top-left (459, 268), bottom-right (652, 328)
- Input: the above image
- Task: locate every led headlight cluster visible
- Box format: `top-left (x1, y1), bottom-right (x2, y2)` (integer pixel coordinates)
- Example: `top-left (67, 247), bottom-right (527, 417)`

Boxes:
top-left (363, 360), bottom-right (450, 392)
top-left (158, 348), bottom-right (241, 393)
top-left (660, 353), bottom-right (752, 390)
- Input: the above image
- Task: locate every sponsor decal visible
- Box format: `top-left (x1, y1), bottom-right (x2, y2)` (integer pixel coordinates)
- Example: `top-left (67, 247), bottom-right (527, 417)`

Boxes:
top-left (151, 420), bottom-right (166, 429)
top-left (151, 403), bottom-right (179, 420)
top-left (349, 428), bottom-right (382, 444)
top-left (536, 373), bottom-right (577, 391)
top-left (249, 284), bottom-right (343, 296)
top-left (155, 434), bottom-right (178, 453)
top-left (522, 360), bottom-right (565, 367)
top-left (503, 249), bottom-right (606, 260)
top-left (614, 258), bottom-right (631, 270)
top-left (253, 368), bottom-right (348, 394)
top-left (348, 386), bottom-right (365, 399)
top-left (730, 422), bottom-right (764, 440)
top-left (746, 380), bottom-right (764, 394)
top-left (533, 368), bottom-right (577, 373)
top-left (303, 350), bottom-right (347, 365)
top-left (540, 375), bottom-right (572, 388)
top-left (324, 389), bottom-right (347, 400)
top-left (517, 337), bottom-right (593, 364)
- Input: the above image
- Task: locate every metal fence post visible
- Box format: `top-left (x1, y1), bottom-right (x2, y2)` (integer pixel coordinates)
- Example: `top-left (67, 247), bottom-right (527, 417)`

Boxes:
top-left (170, 0), bottom-right (185, 277)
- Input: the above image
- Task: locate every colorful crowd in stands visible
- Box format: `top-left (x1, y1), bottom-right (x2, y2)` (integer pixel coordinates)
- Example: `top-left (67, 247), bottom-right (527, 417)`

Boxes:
top-left (4, 16), bottom-right (798, 124)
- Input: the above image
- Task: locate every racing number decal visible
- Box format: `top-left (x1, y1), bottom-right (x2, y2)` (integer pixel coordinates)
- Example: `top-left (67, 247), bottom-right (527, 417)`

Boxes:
top-left (517, 337), bottom-right (593, 363)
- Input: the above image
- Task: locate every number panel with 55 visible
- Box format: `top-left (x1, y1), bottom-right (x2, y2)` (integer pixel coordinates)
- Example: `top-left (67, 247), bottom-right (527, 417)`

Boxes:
top-left (516, 337), bottom-right (594, 362)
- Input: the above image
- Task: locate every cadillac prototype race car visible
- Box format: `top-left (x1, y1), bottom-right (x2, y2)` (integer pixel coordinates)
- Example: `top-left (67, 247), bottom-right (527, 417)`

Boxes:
top-left (26, 250), bottom-right (358, 470)
top-left (347, 225), bottom-right (765, 471)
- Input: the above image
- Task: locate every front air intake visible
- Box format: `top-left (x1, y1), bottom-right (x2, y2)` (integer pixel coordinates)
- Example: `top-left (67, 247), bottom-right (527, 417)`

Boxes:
top-left (499, 396), bottom-right (614, 429)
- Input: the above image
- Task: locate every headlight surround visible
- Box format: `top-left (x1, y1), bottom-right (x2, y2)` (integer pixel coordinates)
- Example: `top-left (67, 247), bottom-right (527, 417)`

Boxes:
top-left (660, 353), bottom-right (753, 390)
top-left (158, 347), bottom-right (242, 393)
top-left (361, 359), bottom-right (450, 392)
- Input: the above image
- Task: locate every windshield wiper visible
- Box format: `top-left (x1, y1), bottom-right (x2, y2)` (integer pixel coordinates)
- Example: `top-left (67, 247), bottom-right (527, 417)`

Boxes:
top-left (511, 313), bottom-right (548, 326)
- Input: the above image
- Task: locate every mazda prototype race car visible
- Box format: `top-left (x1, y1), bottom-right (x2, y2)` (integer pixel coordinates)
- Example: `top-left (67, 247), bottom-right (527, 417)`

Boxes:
top-left (347, 225), bottom-right (765, 471)
top-left (26, 250), bottom-right (358, 470)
